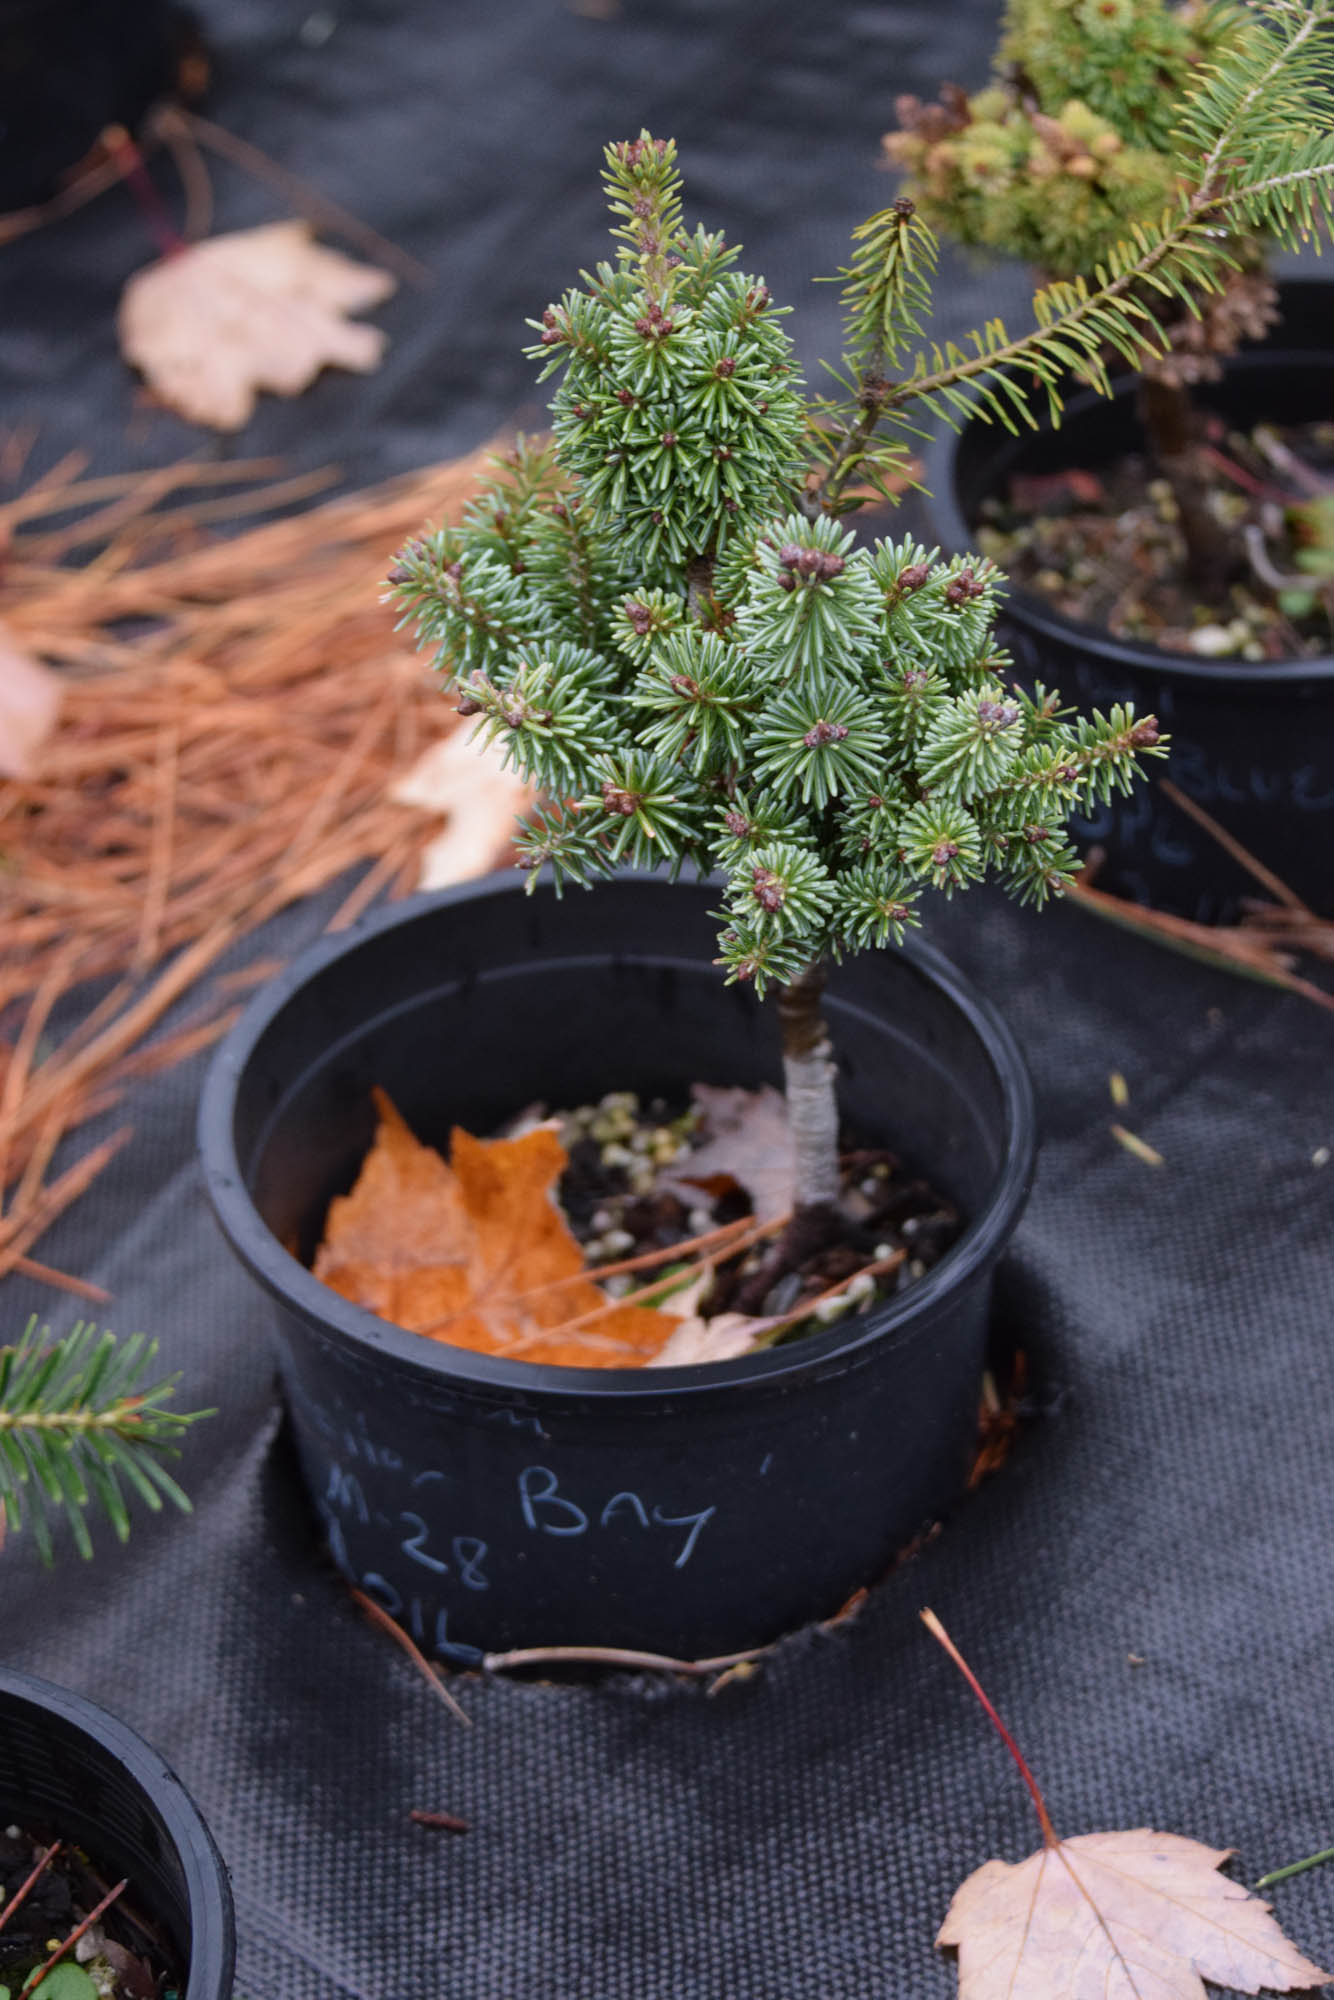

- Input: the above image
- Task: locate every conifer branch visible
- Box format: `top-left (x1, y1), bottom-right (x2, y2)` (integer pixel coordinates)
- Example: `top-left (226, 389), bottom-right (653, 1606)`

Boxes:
top-left (0, 1320), bottom-right (209, 1563)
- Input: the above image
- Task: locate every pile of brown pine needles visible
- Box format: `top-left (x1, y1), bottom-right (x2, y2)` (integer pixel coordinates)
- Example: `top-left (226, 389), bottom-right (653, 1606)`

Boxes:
top-left (0, 444), bottom-right (501, 1303)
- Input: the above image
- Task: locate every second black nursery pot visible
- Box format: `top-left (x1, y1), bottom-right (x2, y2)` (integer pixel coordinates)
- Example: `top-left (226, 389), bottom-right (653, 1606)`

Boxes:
top-left (0, 1), bottom-right (179, 212)
top-left (0, 1668), bottom-right (235, 2000)
top-left (924, 277), bottom-right (1334, 923)
top-left (200, 873), bottom-right (1036, 1659)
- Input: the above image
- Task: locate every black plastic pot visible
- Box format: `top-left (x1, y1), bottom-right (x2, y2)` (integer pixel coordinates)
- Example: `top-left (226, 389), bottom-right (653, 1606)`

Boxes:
top-left (200, 872), bottom-right (1036, 1660)
top-left (0, 0), bottom-right (178, 212)
top-left (0, 1668), bottom-right (235, 2000)
top-left (924, 277), bottom-right (1334, 922)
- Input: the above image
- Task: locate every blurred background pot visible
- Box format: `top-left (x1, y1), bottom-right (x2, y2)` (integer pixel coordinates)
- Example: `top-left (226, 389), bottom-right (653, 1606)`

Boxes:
top-left (0, 0), bottom-right (181, 212)
top-left (924, 277), bottom-right (1334, 923)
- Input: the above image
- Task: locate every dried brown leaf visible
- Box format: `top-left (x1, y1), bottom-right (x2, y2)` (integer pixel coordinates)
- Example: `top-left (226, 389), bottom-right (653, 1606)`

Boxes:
top-left (646, 1309), bottom-right (766, 1367)
top-left (661, 1082), bottom-right (795, 1224)
top-left (939, 1829), bottom-right (1329, 2000)
top-left (390, 731), bottom-right (534, 890)
top-left (118, 221), bottom-right (396, 430)
top-left (314, 1092), bottom-right (674, 1367)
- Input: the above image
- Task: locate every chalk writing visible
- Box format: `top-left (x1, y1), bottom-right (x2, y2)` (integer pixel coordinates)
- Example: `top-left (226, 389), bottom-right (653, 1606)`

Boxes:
top-left (518, 1465), bottom-right (588, 1536)
top-left (519, 1466), bottom-right (716, 1569)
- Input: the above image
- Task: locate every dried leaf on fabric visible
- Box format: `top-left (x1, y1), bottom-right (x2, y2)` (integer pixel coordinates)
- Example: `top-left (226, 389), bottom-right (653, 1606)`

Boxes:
top-left (661, 1082), bottom-right (795, 1223)
top-left (939, 1830), bottom-right (1330, 2000)
top-left (390, 730), bottom-right (535, 890)
top-left (117, 221), bottom-right (396, 430)
top-left (313, 1092), bottom-right (673, 1367)
top-left (0, 622), bottom-right (61, 779)
top-left (925, 1609), bottom-right (1330, 2000)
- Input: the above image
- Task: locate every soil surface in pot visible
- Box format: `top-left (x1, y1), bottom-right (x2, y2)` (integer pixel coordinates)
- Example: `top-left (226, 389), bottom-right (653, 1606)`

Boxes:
top-left (310, 1085), bottom-right (962, 1369)
top-left (977, 416), bottom-right (1334, 662)
top-left (0, 1823), bottom-right (183, 1999)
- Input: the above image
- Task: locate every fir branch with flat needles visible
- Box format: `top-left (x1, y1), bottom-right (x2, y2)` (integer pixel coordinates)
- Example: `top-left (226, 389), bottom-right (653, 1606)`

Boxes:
top-left (0, 1320), bottom-right (210, 1563)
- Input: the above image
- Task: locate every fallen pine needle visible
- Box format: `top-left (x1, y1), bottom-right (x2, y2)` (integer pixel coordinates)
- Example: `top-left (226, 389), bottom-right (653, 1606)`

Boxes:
top-left (0, 446), bottom-right (513, 1288)
top-left (1256, 1846), bottom-right (1334, 1892)
top-left (1108, 1070), bottom-right (1129, 1108)
top-left (1109, 1123), bottom-right (1164, 1168)
top-left (349, 1585), bottom-right (470, 1725)
top-left (409, 1808), bottom-right (470, 1834)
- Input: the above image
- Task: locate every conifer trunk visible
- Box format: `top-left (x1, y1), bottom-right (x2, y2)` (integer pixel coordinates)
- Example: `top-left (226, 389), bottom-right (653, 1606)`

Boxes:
top-left (733, 962), bottom-right (843, 1314)
top-left (1138, 376), bottom-right (1234, 599)
top-left (777, 962), bottom-right (842, 1214)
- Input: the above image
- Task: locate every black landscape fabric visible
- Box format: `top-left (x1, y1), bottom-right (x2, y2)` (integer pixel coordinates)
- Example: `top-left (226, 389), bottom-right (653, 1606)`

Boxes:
top-left (2, 3), bottom-right (1332, 1997)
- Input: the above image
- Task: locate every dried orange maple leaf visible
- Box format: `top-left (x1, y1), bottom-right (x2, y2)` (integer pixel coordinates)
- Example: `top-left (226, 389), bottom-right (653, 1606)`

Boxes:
top-left (314, 1091), bottom-right (672, 1367)
top-left (926, 1612), bottom-right (1330, 2000)
top-left (118, 221), bottom-right (395, 430)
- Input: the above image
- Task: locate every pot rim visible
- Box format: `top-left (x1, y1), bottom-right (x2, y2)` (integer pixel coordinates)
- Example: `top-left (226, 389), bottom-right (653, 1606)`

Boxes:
top-left (0, 1667), bottom-right (235, 2000)
top-left (199, 871), bottom-right (1037, 1407)
top-left (923, 274), bottom-right (1334, 691)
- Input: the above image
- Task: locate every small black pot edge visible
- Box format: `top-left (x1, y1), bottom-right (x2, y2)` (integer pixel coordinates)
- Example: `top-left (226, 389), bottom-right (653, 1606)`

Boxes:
top-left (0, 1667), bottom-right (236, 2000)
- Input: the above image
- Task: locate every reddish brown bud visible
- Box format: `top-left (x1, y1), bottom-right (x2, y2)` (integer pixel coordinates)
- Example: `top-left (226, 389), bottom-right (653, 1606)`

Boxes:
top-left (617, 388), bottom-right (635, 406)
top-left (932, 839), bottom-right (961, 867)
top-left (386, 563), bottom-right (412, 585)
top-left (455, 692), bottom-right (484, 717)
top-left (669, 674), bottom-right (699, 698)
top-left (601, 781), bottom-right (640, 816)
top-left (633, 196), bottom-right (654, 218)
top-left (945, 566), bottom-right (987, 606)
top-left (897, 562), bottom-right (931, 594)
top-left (893, 195), bottom-right (916, 218)
top-left (804, 719), bottom-right (849, 748)
top-left (714, 355), bottom-right (737, 378)
top-left (624, 598), bottom-right (654, 636)
top-left (723, 810), bottom-right (751, 838)
top-left (1129, 717), bottom-right (1160, 748)
top-left (751, 866), bottom-right (785, 913)
top-left (661, 431), bottom-right (677, 447)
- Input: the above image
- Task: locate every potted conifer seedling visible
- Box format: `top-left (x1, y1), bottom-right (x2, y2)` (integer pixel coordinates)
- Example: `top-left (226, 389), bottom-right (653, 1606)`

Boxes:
top-left (0, 1324), bottom-right (231, 2000)
top-left (201, 132), bottom-right (1176, 1662)
top-left (888, 0), bottom-right (1334, 918)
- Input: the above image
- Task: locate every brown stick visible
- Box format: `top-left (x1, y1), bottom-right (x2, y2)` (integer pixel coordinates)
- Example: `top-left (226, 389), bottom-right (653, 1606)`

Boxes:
top-left (17, 1876), bottom-right (127, 1997)
top-left (0, 1840), bottom-right (62, 1935)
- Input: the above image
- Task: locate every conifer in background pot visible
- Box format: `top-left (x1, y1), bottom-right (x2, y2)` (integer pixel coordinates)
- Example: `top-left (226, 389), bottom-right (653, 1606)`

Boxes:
top-left (201, 131), bottom-right (1195, 1659)
top-left (889, 0), bottom-right (1334, 916)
